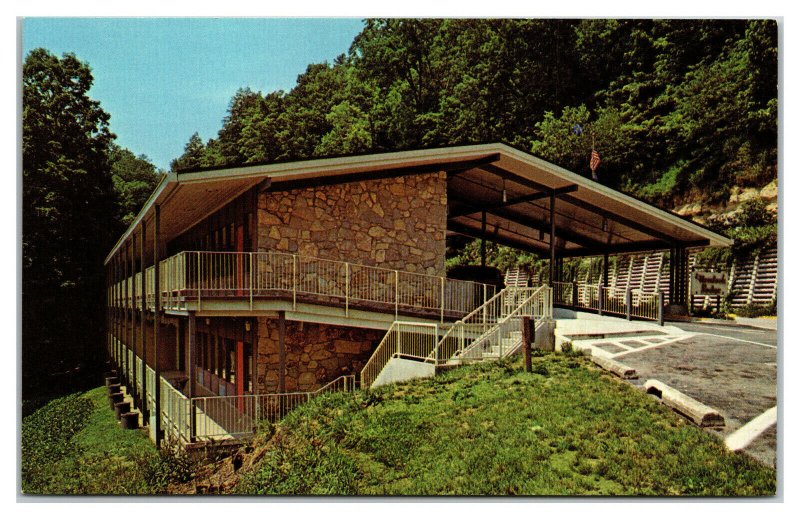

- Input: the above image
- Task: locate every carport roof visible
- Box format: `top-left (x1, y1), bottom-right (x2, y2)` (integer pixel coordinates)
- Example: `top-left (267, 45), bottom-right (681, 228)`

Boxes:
top-left (104, 143), bottom-right (731, 265)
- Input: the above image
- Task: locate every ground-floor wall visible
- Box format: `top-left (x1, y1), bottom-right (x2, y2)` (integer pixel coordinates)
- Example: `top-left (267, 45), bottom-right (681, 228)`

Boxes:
top-left (255, 317), bottom-right (385, 393)
top-left (110, 312), bottom-right (178, 372)
top-left (110, 311), bottom-right (387, 396)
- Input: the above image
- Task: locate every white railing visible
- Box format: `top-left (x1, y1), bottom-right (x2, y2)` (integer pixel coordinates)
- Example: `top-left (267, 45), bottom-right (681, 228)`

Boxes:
top-left (145, 365), bottom-right (156, 413)
top-left (359, 322), bottom-right (443, 389)
top-left (111, 251), bottom-right (496, 320)
top-left (446, 286), bottom-right (552, 363)
top-left (552, 282), bottom-right (663, 323)
top-left (433, 286), bottom-right (549, 365)
top-left (630, 289), bottom-right (661, 321)
top-left (602, 286), bottom-right (628, 315)
top-left (191, 375), bottom-right (358, 441)
top-left (160, 377), bottom-right (191, 444)
top-left (359, 286), bottom-right (554, 388)
top-left (135, 355), bottom-right (144, 397)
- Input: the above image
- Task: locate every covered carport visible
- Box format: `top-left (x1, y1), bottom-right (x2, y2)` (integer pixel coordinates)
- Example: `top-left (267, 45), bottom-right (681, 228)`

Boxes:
top-left (442, 144), bottom-right (732, 313)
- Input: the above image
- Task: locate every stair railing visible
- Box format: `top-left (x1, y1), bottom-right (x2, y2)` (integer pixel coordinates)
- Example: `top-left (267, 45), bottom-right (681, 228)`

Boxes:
top-left (432, 285), bottom-right (551, 364)
top-left (359, 321), bottom-right (443, 389)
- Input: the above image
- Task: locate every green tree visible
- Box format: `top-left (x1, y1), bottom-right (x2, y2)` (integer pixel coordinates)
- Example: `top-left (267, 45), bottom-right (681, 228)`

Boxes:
top-left (23, 48), bottom-right (119, 399)
top-left (170, 132), bottom-right (206, 171)
top-left (108, 144), bottom-right (162, 225)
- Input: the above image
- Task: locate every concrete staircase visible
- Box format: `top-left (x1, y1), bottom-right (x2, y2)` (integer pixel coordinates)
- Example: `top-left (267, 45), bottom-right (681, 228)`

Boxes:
top-left (481, 330), bottom-right (524, 359)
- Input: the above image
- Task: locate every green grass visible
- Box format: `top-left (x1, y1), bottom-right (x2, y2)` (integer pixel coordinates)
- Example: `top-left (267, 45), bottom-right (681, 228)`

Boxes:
top-left (236, 354), bottom-right (776, 496)
top-left (20, 386), bottom-right (183, 495)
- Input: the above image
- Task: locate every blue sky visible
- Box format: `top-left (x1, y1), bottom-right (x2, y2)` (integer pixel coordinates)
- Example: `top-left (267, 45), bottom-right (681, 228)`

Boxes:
top-left (22, 18), bottom-right (365, 170)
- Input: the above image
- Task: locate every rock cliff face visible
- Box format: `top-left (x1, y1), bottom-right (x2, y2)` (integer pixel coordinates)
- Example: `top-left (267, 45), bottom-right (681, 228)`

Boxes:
top-left (673, 179), bottom-right (777, 224)
top-left (258, 171), bottom-right (448, 277)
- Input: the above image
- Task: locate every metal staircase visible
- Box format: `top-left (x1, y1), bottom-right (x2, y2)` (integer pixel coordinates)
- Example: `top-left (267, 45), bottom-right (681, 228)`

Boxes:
top-left (360, 286), bottom-right (553, 388)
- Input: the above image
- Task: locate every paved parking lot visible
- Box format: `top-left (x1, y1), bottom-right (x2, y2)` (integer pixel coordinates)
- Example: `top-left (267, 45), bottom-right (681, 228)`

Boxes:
top-left (572, 321), bottom-right (778, 467)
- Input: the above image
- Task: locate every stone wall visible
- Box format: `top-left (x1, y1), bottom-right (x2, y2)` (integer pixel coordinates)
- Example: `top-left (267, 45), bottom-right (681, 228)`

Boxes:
top-left (258, 172), bottom-right (447, 276)
top-left (255, 318), bottom-right (385, 393)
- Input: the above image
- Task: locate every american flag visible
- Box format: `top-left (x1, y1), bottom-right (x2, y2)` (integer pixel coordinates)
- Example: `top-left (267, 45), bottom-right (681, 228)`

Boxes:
top-left (590, 149), bottom-right (601, 172)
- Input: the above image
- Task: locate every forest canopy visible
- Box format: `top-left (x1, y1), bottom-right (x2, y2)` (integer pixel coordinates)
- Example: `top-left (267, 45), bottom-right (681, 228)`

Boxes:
top-left (172, 19), bottom-right (777, 210)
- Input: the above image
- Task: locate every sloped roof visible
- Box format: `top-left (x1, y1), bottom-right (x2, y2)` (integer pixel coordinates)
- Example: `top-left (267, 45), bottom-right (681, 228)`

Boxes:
top-left (104, 143), bottom-right (731, 265)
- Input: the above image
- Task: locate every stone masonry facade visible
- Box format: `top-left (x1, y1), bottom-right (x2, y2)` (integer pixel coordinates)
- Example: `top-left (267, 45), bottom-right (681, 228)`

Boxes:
top-left (255, 318), bottom-right (384, 393)
top-left (258, 171), bottom-right (448, 277)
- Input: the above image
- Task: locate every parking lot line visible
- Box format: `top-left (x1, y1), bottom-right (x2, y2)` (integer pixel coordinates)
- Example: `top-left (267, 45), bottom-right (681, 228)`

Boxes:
top-left (696, 333), bottom-right (777, 349)
top-left (725, 406), bottom-right (778, 451)
top-left (612, 334), bottom-right (695, 358)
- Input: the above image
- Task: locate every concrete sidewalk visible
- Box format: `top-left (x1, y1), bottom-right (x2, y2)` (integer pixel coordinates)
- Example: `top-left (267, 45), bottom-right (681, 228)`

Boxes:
top-left (553, 309), bottom-right (688, 350)
top-left (734, 317), bottom-right (778, 331)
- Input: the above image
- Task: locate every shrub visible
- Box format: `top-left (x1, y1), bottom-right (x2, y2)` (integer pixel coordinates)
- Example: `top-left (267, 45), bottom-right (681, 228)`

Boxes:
top-left (21, 393), bottom-right (94, 492)
top-left (144, 446), bottom-right (198, 492)
top-left (735, 301), bottom-right (777, 318)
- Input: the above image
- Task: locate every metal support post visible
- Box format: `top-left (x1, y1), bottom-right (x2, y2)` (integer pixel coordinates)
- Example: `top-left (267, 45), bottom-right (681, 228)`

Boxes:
top-left (626, 287), bottom-right (632, 321)
top-left (549, 192), bottom-right (556, 286)
top-left (153, 204), bottom-right (163, 445)
top-left (598, 286), bottom-right (604, 316)
top-left (140, 220), bottom-right (148, 421)
top-left (188, 312), bottom-right (197, 442)
top-left (572, 282), bottom-right (578, 310)
top-left (278, 310), bottom-right (286, 394)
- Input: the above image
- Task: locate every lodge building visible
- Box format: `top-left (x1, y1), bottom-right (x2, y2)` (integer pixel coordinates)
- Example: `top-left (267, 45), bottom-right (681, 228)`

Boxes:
top-left (104, 143), bottom-right (731, 445)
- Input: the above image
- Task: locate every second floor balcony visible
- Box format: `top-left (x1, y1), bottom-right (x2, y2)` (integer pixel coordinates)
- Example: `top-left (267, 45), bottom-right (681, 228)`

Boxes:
top-left (110, 251), bottom-right (497, 323)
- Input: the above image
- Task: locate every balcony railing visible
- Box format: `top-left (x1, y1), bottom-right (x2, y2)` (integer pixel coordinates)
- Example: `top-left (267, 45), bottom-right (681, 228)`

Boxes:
top-left (551, 281), bottom-right (663, 324)
top-left (112, 251), bottom-right (496, 320)
top-left (109, 334), bottom-right (358, 444)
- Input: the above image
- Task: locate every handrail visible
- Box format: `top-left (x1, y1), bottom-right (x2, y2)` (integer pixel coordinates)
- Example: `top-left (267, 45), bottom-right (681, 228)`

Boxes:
top-left (432, 286), bottom-right (549, 364)
top-left (359, 321), bottom-right (441, 388)
top-left (112, 334), bottom-right (359, 443)
top-left (112, 250), bottom-right (497, 320)
top-left (552, 281), bottom-right (662, 323)
top-left (445, 286), bottom-right (551, 363)
top-left (191, 374), bottom-right (359, 440)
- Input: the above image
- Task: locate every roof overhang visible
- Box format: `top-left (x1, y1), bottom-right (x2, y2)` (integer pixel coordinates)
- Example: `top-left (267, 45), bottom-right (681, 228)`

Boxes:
top-left (104, 143), bottom-right (731, 266)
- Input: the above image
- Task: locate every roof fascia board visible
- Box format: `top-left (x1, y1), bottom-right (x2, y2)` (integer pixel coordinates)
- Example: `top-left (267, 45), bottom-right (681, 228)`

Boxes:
top-left (492, 143), bottom-right (733, 248)
top-left (103, 172), bottom-right (178, 265)
top-left (175, 144), bottom-right (503, 185)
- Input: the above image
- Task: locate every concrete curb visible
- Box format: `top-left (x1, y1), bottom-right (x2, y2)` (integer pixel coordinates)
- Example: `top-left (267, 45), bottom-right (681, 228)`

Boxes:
top-left (689, 318), bottom-right (775, 332)
top-left (591, 356), bottom-right (638, 379)
top-left (643, 379), bottom-right (725, 428)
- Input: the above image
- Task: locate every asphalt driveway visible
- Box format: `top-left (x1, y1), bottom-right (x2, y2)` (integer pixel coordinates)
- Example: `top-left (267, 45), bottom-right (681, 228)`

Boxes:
top-left (572, 321), bottom-right (778, 467)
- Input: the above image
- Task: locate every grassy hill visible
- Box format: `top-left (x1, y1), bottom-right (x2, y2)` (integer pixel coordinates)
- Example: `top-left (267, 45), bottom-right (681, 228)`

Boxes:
top-left (189, 353), bottom-right (775, 496)
top-left (21, 353), bottom-right (776, 496)
top-left (20, 386), bottom-right (193, 495)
